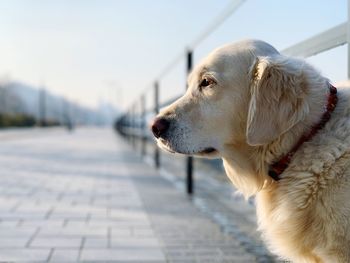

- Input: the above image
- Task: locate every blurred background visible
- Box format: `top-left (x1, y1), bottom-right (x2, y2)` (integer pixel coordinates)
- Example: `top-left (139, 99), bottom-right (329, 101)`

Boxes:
top-left (0, 0), bottom-right (347, 129)
top-left (113, 0), bottom-right (349, 195)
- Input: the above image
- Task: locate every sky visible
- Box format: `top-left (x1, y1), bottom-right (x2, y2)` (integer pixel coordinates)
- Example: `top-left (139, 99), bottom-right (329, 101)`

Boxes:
top-left (0, 0), bottom-right (347, 110)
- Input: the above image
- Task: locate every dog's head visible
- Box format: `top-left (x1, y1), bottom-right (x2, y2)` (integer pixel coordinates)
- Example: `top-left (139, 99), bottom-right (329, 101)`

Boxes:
top-left (151, 39), bottom-right (314, 166)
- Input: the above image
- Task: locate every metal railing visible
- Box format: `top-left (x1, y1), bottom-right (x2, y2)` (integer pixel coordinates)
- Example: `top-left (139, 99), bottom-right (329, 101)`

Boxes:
top-left (115, 0), bottom-right (350, 195)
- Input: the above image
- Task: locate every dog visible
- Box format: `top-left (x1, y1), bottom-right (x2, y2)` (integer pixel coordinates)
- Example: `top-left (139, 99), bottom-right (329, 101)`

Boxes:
top-left (150, 39), bottom-right (350, 262)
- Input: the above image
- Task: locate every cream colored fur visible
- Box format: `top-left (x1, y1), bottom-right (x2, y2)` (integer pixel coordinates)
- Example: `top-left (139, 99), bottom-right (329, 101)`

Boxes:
top-left (153, 39), bottom-right (350, 262)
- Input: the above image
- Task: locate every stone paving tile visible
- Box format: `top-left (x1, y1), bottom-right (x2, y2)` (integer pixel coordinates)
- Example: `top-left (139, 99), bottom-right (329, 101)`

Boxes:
top-left (80, 248), bottom-right (166, 261)
top-left (0, 219), bottom-right (20, 226)
top-left (110, 227), bottom-right (133, 236)
top-left (16, 203), bottom-right (53, 213)
top-left (0, 128), bottom-right (279, 262)
top-left (64, 219), bottom-right (87, 227)
top-left (0, 199), bottom-right (19, 211)
top-left (0, 226), bottom-right (37, 237)
top-left (49, 249), bottom-right (80, 262)
top-left (0, 211), bottom-right (47, 220)
top-left (0, 237), bottom-right (30, 248)
top-left (84, 238), bottom-right (109, 248)
top-left (111, 237), bottom-right (161, 248)
top-left (109, 209), bottom-right (149, 221)
top-left (49, 213), bottom-right (89, 220)
top-left (133, 227), bottom-right (156, 237)
top-left (129, 160), bottom-right (259, 263)
top-left (38, 226), bottom-right (108, 237)
top-left (21, 219), bottom-right (65, 227)
top-left (30, 237), bottom-right (83, 248)
top-left (0, 248), bottom-right (51, 261)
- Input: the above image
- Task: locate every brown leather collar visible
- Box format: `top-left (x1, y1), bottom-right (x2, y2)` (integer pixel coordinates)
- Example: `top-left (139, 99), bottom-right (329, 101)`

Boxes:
top-left (268, 85), bottom-right (338, 181)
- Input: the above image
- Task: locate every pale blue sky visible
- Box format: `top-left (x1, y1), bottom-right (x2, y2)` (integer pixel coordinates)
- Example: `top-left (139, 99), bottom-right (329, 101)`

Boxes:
top-left (0, 0), bottom-right (347, 109)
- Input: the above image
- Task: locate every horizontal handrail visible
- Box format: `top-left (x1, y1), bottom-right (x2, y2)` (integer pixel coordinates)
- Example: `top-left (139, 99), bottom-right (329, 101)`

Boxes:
top-left (282, 22), bottom-right (347, 57)
top-left (117, 2), bottom-right (350, 197)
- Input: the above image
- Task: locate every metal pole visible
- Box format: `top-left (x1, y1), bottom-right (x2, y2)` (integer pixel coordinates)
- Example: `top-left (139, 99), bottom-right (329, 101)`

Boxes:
top-left (348, 0), bottom-right (350, 79)
top-left (39, 88), bottom-right (46, 127)
top-left (141, 94), bottom-right (146, 156)
top-left (154, 81), bottom-right (160, 168)
top-left (127, 111), bottom-right (131, 141)
top-left (186, 49), bottom-right (193, 195)
top-left (1, 86), bottom-right (7, 115)
top-left (132, 104), bottom-right (136, 148)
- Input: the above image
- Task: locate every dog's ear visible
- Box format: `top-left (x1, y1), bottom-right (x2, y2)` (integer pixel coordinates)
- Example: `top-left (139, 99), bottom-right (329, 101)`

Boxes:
top-left (246, 56), bottom-right (308, 146)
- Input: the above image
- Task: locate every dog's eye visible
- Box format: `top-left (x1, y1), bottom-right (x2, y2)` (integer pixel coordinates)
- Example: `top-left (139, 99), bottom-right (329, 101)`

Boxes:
top-left (199, 78), bottom-right (213, 88)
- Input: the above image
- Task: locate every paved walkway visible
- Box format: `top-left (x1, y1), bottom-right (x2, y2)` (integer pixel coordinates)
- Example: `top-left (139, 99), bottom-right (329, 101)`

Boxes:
top-left (0, 128), bottom-right (274, 262)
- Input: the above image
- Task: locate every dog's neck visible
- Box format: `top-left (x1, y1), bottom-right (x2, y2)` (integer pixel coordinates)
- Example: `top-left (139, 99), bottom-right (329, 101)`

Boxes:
top-left (222, 79), bottom-right (331, 198)
top-left (262, 82), bottom-right (332, 176)
top-left (268, 85), bottom-right (337, 180)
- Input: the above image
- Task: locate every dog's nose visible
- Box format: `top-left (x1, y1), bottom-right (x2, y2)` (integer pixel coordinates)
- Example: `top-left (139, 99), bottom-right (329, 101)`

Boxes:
top-left (151, 118), bottom-right (170, 138)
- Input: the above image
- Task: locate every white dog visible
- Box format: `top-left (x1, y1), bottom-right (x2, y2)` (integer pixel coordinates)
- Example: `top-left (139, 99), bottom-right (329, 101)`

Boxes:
top-left (151, 39), bottom-right (350, 262)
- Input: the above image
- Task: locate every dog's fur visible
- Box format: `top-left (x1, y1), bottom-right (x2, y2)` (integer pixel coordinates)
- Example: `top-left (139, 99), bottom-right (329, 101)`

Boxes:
top-left (152, 40), bottom-right (350, 262)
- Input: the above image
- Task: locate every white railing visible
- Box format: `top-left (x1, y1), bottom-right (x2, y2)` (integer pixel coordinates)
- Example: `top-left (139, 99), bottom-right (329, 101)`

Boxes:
top-left (116, 0), bottom-right (350, 195)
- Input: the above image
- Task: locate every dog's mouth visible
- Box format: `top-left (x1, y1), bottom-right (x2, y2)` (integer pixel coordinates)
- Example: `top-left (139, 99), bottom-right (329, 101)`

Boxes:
top-left (198, 147), bottom-right (217, 154)
top-left (158, 139), bottom-right (176, 154)
top-left (157, 139), bottom-right (177, 154)
top-left (157, 138), bottom-right (217, 156)
top-left (196, 147), bottom-right (219, 158)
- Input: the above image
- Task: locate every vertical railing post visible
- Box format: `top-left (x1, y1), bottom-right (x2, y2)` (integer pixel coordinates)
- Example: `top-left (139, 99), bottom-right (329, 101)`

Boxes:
top-left (186, 49), bottom-right (193, 195)
top-left (132, 104), bottom-right (136, 148)
top-left (130, 109), bottom-right (133, 142)
top-left (39, 88), bottom-right (46, 127)
top-left (127, 110), bottom-right (130, 141)
top-left (154, 81), bottom-right (160, 168)
top-left (348, 0), bottom-right (350, 79)
top-left (141, 94), bottom-right (146, 156)
top-left (126, 112), bottom-right (129, 140)
top-left (128, 111), bottom-right (131, 142)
